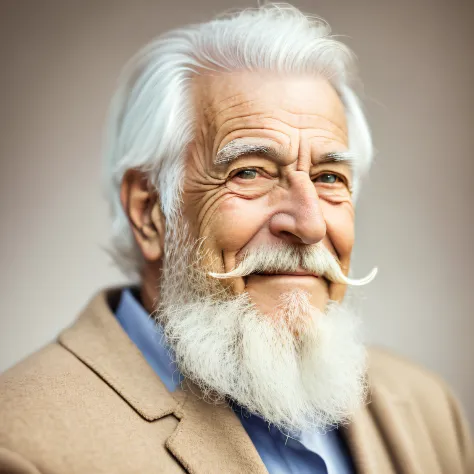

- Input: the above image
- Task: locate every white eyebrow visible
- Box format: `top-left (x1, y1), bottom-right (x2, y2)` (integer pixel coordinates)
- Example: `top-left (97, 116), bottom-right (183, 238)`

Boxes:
top-left (215, 140), bottom-right (282, 164)
top-left (215, 139), bottom-right (357, 167)
top-left (322, 151), bottom-right (357, 166)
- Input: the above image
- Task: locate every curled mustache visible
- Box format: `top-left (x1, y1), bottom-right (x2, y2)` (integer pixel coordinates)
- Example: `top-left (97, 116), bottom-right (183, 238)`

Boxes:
top-left (209, 243), bottom-right (377, 286)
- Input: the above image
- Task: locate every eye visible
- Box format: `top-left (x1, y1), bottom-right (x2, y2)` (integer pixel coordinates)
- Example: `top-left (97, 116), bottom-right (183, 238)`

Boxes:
top-left (233, 169), bottom-right (258, 180)
top-left (314, 173), bottom-right (342, 184)
top-left (226, 167), bottom-right (275, 198)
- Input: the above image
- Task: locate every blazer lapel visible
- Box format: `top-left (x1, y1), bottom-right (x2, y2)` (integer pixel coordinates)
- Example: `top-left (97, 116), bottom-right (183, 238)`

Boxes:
top-left (58, 288), bottom-right (267, 474)
top-left (58, 288), bottom-right (182, 421)
top-left (166, 381), bottom-right (268, 474)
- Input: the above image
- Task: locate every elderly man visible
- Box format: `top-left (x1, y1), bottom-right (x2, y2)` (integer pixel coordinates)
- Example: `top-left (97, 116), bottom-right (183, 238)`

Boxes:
top-left (0, 4), bottom-right (472, 474)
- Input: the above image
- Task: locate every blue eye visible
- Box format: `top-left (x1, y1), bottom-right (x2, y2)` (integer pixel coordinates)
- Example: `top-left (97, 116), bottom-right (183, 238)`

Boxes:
top-left (235, 169), bottom-right (258, 180)
top-left (315, 173), bottom-right (340, 184)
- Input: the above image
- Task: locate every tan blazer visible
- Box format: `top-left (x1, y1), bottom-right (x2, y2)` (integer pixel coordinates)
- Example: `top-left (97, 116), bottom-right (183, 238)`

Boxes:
top-left (0, 288), bottom-right (472, 474)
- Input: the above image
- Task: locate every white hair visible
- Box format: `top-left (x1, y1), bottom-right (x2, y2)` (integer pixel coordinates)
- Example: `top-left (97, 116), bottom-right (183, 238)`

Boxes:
top-left (103, 3), bottom-right (374, 277)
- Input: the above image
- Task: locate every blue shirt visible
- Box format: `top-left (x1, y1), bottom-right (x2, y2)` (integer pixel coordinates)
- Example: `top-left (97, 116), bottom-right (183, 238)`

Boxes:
top-left (116, 288), bottom-right (355, 474)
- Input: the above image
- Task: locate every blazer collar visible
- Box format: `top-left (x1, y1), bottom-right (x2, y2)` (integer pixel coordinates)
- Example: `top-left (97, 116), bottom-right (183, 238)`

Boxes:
top-left (58, 287), bottom-right (181, 421)
top-left (57, 287), bottom-right (268, 473)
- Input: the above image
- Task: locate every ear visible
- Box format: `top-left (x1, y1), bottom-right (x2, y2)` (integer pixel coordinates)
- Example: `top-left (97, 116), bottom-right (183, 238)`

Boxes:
top-left (120, 169), bottom-right (165, 263)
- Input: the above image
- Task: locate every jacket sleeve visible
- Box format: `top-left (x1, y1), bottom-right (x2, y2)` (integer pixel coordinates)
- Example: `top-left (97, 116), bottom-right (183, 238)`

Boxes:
top-left (0, 447), bottom-right (41, 474)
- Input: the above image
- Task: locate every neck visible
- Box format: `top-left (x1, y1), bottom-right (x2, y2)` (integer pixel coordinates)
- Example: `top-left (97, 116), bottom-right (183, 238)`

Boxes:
top-left (140, 262), bottom-right (162, 314)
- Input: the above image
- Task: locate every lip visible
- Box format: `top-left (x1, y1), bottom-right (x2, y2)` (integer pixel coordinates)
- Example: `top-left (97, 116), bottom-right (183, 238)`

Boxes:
top-left (257, 272), bottom-right (320, 277)
top-left (244, 272), bottom-right (330, 287)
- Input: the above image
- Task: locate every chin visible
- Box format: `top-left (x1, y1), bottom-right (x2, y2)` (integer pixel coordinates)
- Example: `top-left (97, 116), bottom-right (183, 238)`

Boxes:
top-left (159, 283), bottom-right (367, 433)
top-left (245, 275), bottom-right (330, 314)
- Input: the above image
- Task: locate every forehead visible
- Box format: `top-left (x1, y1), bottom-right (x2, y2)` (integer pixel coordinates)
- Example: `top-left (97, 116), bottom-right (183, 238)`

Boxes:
top-left (192, 71), bottom-right (348, 142)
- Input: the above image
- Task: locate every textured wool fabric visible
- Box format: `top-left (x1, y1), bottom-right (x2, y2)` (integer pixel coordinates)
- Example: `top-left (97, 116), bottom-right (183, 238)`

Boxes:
top-left (0, 288), bottom-right (472, 474)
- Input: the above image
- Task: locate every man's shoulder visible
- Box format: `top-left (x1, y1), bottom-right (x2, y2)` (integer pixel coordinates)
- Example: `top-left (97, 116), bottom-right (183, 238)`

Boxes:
top-left (367, 346), bottom-right (472, 451)
top-left (1, 341), bottom-right (88, 403)
top-left (0, 342), bottom-right (92, 470)
top-left (0, 339), bottom-right (181, 474)
top-left (366, 347), bottom-right (473, 472)
top-left (0, 341), bottom-right (101, 438)
top-left (367, 345), bottom-right (451, 398)
top-left (0, 287), bottom-right (186, 474)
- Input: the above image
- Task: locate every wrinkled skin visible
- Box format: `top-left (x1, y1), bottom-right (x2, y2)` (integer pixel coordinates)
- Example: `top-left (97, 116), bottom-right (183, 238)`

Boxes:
top-left (121, 72), bottom-right (355, 315)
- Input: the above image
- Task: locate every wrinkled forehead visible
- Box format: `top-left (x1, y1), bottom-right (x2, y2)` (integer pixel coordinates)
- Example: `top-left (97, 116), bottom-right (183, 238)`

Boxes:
top-left (191, 71), bottom-right (348, 140)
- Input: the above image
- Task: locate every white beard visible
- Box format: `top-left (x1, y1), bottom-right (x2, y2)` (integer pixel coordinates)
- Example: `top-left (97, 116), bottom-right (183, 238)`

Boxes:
top-left (155, 222), bottom-right (368, 434)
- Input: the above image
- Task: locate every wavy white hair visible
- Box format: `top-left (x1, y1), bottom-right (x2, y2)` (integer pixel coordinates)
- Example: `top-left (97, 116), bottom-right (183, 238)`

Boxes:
top-left (103, 3), bottom-right (374, 277)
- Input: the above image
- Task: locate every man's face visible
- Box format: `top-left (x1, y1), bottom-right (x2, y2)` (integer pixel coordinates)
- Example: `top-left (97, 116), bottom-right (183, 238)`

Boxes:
top-left (182, 72), bottom-right (354, 313)
top-left (123, 71), bottom-right (367, 432)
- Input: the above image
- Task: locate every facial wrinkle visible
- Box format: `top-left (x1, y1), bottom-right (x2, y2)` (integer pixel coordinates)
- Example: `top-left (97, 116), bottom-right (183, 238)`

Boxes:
top-left (205, 98), bottom-right (270, 130)
top-left (295, 129), bottom-right (313, 172)
top-left (196, 190), bottom-right (237, 239)
top-left (212, 113), bottom-right (285, 150)
top-left (213, 119), bottom-right (345, 163)
top-left (277, 109), bottom-right (348, 140)
top-left (209, 100), bottom-right (347, 143)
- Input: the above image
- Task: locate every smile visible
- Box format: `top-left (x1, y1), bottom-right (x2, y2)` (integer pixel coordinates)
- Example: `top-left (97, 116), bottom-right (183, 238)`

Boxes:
top-left (245, 273), bottom-right (330, 288)
top-left (257, 272), bottom-right (321, 278)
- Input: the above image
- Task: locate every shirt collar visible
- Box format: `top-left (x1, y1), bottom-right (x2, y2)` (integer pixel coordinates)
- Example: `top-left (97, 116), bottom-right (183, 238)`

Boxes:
top-left (115, 288), bottom-right (183, 392)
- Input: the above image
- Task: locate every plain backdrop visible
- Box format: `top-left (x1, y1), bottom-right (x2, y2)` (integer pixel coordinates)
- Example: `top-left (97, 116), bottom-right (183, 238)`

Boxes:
top-left (1, 0), bottom-right (473, 429)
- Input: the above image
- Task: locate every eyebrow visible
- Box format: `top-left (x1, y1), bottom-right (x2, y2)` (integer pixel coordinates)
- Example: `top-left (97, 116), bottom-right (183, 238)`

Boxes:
top-left (215, 141), bottom-right (284, 164)
top-left (319, 151), bottom-right (356, 167)
top-left (215, 139), bottom-right (356, 167)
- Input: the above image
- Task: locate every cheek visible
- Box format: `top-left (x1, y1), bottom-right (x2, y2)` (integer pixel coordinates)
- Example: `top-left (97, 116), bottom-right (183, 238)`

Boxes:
top-left (322, 201), bottom-right (354, 302)
top-left (321, 201), bottom-right (355, 264)
top-left (202, 195), bottom-right (269, 252)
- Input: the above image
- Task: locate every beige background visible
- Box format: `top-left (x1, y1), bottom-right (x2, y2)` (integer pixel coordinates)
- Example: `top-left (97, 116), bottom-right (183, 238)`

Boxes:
top-left (1, 0), bottom-right (473, 429)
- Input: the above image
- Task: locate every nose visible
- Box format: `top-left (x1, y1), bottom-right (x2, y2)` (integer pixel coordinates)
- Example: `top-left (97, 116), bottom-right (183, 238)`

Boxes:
top-left (269, 171), bottom-right (326, 245)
